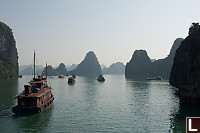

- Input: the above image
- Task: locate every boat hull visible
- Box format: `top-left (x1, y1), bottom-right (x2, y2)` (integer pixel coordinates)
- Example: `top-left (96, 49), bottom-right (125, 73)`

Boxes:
top-left (97, 79), bottom-right (105, 82)
top-left (12, 97), bottom-right (54, 115)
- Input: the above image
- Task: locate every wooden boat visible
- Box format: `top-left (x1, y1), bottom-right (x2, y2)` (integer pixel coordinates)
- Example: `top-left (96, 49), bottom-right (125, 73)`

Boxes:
top-left (58, 75), bottom-right (64, 78)
top-left (97, 75), bottom-right (105, 82)
top-left (146, 76), bottom-right (162, 80)
top-left (68, 76), bottom-right (75, 84)
top-left (12, 51), bottom-right (54, 114)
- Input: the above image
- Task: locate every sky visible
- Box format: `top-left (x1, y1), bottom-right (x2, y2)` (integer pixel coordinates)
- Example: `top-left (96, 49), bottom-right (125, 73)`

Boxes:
top-left (0, 0), bottom-right (200, 67)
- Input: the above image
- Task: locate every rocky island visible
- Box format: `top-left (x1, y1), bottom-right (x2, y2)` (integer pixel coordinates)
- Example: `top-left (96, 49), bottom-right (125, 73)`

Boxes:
top-left (102, 62), bottom-right (125, 74)
top-left (125, 38), bottom-right (183, 80)
top-left (43, 63), bottom-right (68, 76)
top-left (71, 51), bottom-right (102, 77)
top-left (0, 22), bottom-right (18, 78)
top-left (56, 63), bottom-right (68, 76)
top-left (170, 23), bottom-right (200, 104)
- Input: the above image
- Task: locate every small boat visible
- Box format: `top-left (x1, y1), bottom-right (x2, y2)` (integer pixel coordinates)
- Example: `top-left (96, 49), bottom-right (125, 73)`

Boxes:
top-left (18, 75), bottom-right (22, 78)
top-left (97, 75), bottom-right (105, 82)
top-left (146, 76), bottom-right (162, 80)
top-left (12, 51), bottom-right (54, 115)
top-left (68, 77), bottom-right (75, 84)
top-left (58, 75), bottom-right (64, 78)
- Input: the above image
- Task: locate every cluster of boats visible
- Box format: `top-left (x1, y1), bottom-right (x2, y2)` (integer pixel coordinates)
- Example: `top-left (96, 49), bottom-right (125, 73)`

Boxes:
top-left (58, 74), bottom-right (76, 84)
top-left (60, 74), bottom-right (105, 85)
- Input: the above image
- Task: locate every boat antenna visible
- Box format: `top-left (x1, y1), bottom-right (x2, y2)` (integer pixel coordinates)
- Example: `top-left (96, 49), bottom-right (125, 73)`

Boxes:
top-left (46, 62), bottom-right (47, 82)
top-left (34, 50), bottom-right (35, 79)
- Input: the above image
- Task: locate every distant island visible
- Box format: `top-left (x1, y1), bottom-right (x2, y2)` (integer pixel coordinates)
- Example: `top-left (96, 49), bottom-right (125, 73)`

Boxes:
top-left (125, 38), bottom-right (183, 80)
top-left (69, 51), bottom-right (102, 77)
top-left (20, 51), bottom-right (102, 77)
top-left (102, 62), bottom-right (125, 75)
top-left (0, 22), bottom-right (18, 79)
top-left (66, 64), bottom-right (77, 71)
top-left (19, 65), bottom-right (43, 75)
top-left (170, 23), bottom-right (200, 104)
top-left (43, 63), bottom-right (68, 76)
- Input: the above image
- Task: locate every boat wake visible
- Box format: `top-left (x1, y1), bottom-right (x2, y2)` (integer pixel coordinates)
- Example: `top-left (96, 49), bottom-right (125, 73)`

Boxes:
top-left (0, 108), bottom-right (13, 118)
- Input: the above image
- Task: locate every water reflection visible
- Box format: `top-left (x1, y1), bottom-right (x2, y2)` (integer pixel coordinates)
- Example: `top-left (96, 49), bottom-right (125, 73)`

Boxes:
top-left (126, 80), bottom-right (152, 131)
top-left (0, 79), bottom-right (18, 112)
top-left (81, 76), bottom-right (99, 111)
top-left (126, 80), bottom-right (151, 112)
top-left (126, 79), bottom-right (181, 132)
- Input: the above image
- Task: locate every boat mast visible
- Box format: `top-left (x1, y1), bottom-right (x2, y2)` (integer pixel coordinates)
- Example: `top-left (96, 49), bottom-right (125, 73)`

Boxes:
top-left (34, 50), bottom-right (35, 79)
top-left (46, 62), bottom-right (47, 82)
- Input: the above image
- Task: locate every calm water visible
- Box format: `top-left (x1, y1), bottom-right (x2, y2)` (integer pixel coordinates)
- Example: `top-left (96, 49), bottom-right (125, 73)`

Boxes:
top-left (0, 75), bottom-right (200, 132)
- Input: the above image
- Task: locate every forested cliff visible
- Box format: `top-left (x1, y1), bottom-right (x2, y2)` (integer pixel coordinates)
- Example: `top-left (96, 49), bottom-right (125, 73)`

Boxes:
top-left (0, 22), bottom-right (18, 78)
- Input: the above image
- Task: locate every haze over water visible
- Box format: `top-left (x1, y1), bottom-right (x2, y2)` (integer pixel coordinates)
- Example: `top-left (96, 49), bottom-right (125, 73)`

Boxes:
top-left (1, 75), bottom-right (199, 132)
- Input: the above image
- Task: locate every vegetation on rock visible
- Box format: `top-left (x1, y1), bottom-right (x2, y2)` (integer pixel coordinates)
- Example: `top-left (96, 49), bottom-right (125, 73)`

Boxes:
top-left (0, 22), bottom-right (18, 78)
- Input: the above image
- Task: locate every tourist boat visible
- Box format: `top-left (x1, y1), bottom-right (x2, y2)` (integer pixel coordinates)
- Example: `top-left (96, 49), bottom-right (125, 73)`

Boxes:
top-left (97, 75), bottom-right (105, 82)
top-left (146, 76), bottom-right (162, 80)
top-left (68, 76), bottom-right (75, 84)
top-left (12, 52), bottom-right (54, 114)
top-left (58, 75), bottom-right (64, 78)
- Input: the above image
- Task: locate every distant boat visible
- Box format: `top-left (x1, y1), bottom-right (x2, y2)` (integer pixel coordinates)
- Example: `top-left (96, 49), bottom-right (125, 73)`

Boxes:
top-left (68, 77), bottom-right (75, 84)
top-left (18, 75), bottom-right (22, 78)
top-left (12, 51), bottom-right (54, 114)
top-left (97, 75), bottom-right (105, 82)
top-left (58, 75), bottom-right (64, 78)
top-left (146, 76), bottom-right (162, 80)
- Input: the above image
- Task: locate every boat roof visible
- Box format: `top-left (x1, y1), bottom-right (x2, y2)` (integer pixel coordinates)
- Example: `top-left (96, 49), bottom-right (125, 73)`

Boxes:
top-left (17, 87), bottom-right (53, 98)
top-left (28, 78), bottom-right (47, 84)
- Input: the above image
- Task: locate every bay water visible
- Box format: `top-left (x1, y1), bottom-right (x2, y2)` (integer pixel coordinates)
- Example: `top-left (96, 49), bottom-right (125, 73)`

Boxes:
top-left (0, 75), bottom-right (199, 132)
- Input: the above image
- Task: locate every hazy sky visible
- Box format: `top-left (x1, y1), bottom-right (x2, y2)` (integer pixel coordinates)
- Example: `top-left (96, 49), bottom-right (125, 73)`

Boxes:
top-left (0, 0), bottom-right (199, 67)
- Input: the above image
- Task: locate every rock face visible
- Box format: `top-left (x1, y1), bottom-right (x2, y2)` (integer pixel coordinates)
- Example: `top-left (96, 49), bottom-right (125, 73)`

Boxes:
top-left (169, 30), bottom-right (200, 104)
top-left (103, 62), bottom-right (125, 74)
top-left (56, 63), bottom-right (68, 75)
top-left (72, 51), bottom-right (102, 77)
top-left (43, 63), bottom-right (68, 76)
top-left (0, 22), bottom-right (18, 78)
top-left (125, 38), bottom-right (183, 80)
top-left (125, 50), bottom-right (152, 79)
